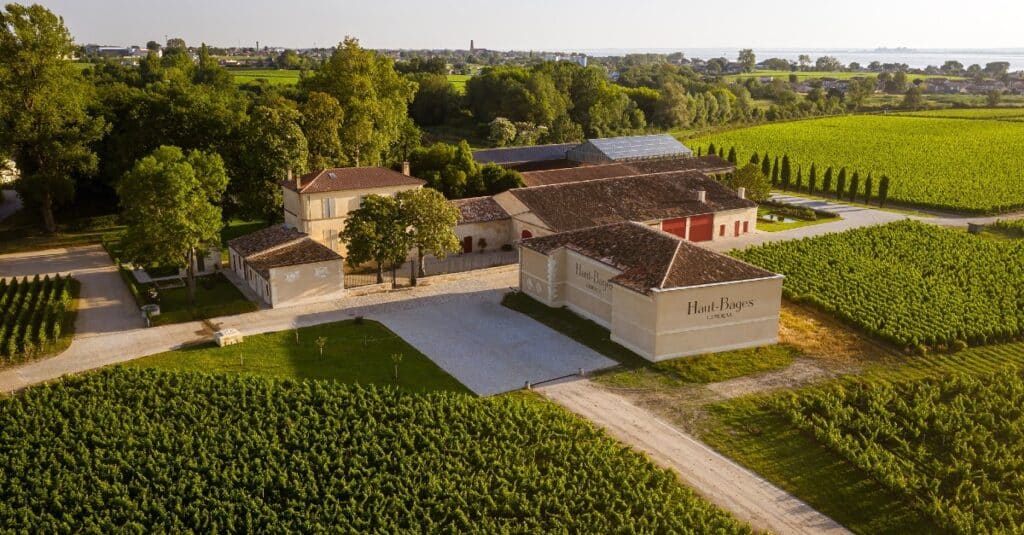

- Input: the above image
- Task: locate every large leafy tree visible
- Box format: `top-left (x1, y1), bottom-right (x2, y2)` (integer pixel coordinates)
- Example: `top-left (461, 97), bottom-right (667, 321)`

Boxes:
top-left (340, 194), bottom-right (411, 284)
top-left (117, 146), bottom-right (228, 304)
top-left (236, 98), bottom-right (308, 222)
top-left (397, 188), bottom-right (460, 277)
top-left (407, 73), bottom-right (462, 127)
top-left (723, 164), bottom-right (771, 203)
top-left (300, 38), bottom-right (416, 166)
top-left (300, 91), bottom-right (345, 170)
top-left (0, 4), bottom-right (106, 233)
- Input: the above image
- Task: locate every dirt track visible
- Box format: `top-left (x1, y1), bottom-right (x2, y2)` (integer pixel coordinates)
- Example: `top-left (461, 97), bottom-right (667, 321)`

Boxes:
top-left (540, 379), bottom-right (851, 535)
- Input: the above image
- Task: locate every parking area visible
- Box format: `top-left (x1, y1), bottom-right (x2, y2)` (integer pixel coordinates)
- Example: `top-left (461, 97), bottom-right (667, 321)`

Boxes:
top-left (375, 288), bottom-right (618, 396)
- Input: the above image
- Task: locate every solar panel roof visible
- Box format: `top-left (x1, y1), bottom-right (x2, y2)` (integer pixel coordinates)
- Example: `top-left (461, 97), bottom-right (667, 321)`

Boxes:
top-left (585, 134), bottom-right (693, 161)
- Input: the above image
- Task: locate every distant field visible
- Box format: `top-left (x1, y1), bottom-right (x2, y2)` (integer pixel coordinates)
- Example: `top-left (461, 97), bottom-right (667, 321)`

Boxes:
top-left (228, 68), bottom-right (301, 86)
top-left (892, 107), bottom-right (1024, 120)
top-left (447, 73), bottom-right (471, 93)
top-left (691, 113), bottom-right (1024, 213)
top-left (727, 69), bottom-right (965, 82)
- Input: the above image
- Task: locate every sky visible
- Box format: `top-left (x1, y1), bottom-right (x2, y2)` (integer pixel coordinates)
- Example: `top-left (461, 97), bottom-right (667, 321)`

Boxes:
top-left (43, 0), bottom-right (1024, 51)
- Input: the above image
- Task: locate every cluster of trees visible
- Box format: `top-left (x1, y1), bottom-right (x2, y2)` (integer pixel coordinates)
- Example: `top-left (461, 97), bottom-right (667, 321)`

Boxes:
top-left (341, 188), bottom-right (461, 282)
top-left (0, 3), bottom-right (420, 236)
top-left (408, 141), bottom-right (523, 198)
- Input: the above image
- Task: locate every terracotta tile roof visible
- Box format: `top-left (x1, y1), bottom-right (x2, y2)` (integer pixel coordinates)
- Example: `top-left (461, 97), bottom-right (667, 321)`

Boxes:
top-left (519, 163), bottom-right (638, 187)
top-left (518, 156), bottom-right (736, 187)
top-left (245, 239), bottom-right (342, 278)
top-left (227, 225), bottom-right (305, 258)
top-left (283, 167), bottom-right (424, 194)
top-left (451, 196), bottom-right (510, 224)
top-left (509, 172), bottom-right (756, 233)
top-left (629, 155), bottom-right (736, 175)
top-left (521, 222), bottom-right (776, 294)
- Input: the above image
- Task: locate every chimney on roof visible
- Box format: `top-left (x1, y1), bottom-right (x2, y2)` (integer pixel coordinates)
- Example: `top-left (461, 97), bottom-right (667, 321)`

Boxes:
top-left (288, 168), bottom-right (299, 190)
top-left (737, 187), bottom-right (746, 200)
top-left (402, 161), bottom-right (411, 176)
top-left (695, 190), bottom-right (707, 203)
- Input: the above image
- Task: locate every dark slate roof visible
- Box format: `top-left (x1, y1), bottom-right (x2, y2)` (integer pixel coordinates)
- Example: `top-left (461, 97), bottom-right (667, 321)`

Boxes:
top-left (510, 172), bottom-right (756, 232)
top-left (629, 155), bottom-right (736, 175)
top-left (451, 196), bottom-right (510, 224)
top-left (227, 225), bottom-right (305, 258)
top-left (519, 156), bottom-right (735, 188)
top-left (520, 163), bottom-right (639, 187)
top-left (521, 222), bottom-right (776, 294)
top-left (472, 144), bottom-right (576, 166)
top-left (245, 239), bottom-right (342, 278)
top-left (283, 167), bottom-right (424, 193)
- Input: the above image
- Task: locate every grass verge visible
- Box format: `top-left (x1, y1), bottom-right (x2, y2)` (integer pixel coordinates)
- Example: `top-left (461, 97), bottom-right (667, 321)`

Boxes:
top-left (124, 319), bottom-right (469, 394)
top-left (149, 273), bottom-right (257, 326)
top-left (502, 291), bottom-right (796, 384)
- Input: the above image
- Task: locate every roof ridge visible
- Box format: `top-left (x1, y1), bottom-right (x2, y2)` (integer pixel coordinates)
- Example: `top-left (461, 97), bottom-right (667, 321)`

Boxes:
top-left (659, 239), bottom-right (684, 290)
top-left (245, 236), bottom-right (310, 259)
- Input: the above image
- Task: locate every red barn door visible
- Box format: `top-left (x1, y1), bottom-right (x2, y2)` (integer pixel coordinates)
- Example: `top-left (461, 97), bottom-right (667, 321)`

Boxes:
top-left (662, 218), bottom-right (687, 238)
top-left (688, 214), bottom-right (714, 242)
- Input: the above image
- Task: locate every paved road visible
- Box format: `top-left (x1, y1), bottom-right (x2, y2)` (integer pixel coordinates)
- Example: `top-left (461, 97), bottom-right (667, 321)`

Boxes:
top-left (0, 189), bottom-right (22, 223)
top-left (541, 379), bottom-right (851, 535)
top-left (0, 267), bottom-right (522, 393)
top-left (376, 289), bottom-right (616, 395)
top-left (0, 245), bottom-right (145, 336)
top-left (706, 193), bottom-right (1024, 253)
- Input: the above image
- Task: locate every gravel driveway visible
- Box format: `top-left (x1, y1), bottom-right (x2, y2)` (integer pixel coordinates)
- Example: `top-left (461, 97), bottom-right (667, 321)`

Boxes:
top-left (0, 245), bottom-right (145, 336)
top-left (375, 289), bottom-right (618, 396)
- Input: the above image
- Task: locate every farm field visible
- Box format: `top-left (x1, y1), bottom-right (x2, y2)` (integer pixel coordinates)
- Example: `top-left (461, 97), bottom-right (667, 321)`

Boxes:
top-left (0, 368), bottom-right (752, 533)
top-left (446, 73), bottom-right (471, 93)
top-left (735, 221), bottom-right (1024, 350)
top-left (692, 113), bottom-right (1024, 213)
top-left (703, 338), bottom-right (1024, 535)
top-left (228, 68), bottom-right (301, 86)
top-left (893, 107), bottom-right (1024, 120)
top-left (0, 275), bottom-right (77, 365)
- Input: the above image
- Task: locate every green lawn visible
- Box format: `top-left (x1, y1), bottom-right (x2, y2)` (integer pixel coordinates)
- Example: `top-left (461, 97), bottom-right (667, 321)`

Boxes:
top-left (756, 207), bottom-right (838, 232)
top-left (502, 292), bottom-right (796, 385)
top-left (125, 319), bottom-right (469, 394)
top-left (149, 272), bottom-right (257, 326)
top-left (228, 68), bottom-right (302, 86)
top-left (446, 73), bottom-right (471, 94)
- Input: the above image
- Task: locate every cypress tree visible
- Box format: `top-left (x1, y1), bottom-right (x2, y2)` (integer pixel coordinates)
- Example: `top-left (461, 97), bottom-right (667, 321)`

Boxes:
top-left (879, 175), bottom-right (891, 207)
top-left (727, 147), bottom-right (738, 164)
top-left (771, 156), bottom-right (780, 185)
top-left (795, 167), bottom-right (804, 190)
top-left (809, 163), bottom-right (818, 194)
top-left (718, 147), bottom-right (725, 158)
top-left (849, 172), bottom-right (860, 202)
top-left (864, 173), bottom-right (874, 204)
top-left (823, 166), bottom-right (834, 194)
top-left (707, 143), bottom-right (716, 156)
top-left (697, 146), bottom-right (702, 157)
top-left (750, 152), bottom-right (760, 165)
top-left (780, 155), bottom-right (792, 189)
top-left (836, 168), bottom-right (847, 200)
top-left (761, 153), bottom-right (772, 176)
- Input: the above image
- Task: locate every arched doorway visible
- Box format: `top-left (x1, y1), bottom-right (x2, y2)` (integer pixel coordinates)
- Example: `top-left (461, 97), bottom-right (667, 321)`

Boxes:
top-left (521, 229), bottom-right (533, 239)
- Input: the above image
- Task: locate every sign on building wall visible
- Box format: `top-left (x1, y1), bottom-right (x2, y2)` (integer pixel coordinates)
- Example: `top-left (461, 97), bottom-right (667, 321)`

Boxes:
top-left (571, 261), bottom-right (613, 299)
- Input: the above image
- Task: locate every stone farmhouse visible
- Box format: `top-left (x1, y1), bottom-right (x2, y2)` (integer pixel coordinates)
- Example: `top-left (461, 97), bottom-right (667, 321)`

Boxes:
top-left (519, 221), bottom-right (783, 361)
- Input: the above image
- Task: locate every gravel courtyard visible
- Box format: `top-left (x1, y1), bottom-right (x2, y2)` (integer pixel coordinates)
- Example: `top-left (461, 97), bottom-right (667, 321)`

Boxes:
top-left (375, 289), bottom-right (618, 396)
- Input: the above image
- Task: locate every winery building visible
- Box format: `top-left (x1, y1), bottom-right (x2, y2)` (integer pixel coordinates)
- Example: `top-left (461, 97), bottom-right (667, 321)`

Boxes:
top-left (519, 222), bottom-right (784, 361)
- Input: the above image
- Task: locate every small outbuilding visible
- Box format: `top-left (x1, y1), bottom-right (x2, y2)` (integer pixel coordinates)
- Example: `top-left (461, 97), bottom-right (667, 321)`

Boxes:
top-left (519, 222), bottom-right (783, 362)
top-left (227, 225), bottom-right (344, 308)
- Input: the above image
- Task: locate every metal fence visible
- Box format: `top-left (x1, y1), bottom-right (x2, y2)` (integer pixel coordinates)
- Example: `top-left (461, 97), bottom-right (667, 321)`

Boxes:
top-left (343, 250), bottom-right (519, 290)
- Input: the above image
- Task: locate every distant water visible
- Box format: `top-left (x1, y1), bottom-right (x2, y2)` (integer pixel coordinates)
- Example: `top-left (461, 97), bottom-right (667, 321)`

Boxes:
top-left (579, 47), bottom-right (1024, 71)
